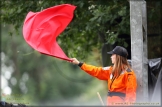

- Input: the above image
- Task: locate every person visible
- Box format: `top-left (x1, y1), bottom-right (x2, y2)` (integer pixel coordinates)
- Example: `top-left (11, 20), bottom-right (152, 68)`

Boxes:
top-left (70, 46), bottom-right (137, 106)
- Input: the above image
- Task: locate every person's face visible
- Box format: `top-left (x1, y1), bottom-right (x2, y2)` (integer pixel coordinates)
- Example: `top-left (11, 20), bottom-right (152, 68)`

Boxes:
top-left (111, 54), bottom-right (116, 64)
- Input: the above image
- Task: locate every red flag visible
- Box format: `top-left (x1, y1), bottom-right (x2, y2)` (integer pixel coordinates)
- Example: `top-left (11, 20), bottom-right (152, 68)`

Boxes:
top-left (23, 4), bottom-right (76, 61)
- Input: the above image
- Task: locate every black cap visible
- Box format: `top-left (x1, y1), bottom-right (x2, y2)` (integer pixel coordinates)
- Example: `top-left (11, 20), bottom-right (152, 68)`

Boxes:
top-left (107, 46), bottom-right (128, 58)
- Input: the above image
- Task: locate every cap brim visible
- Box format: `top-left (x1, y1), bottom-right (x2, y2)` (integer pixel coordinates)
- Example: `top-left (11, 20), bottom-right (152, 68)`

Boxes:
top-left (107, 51), bottom-right (114, 54)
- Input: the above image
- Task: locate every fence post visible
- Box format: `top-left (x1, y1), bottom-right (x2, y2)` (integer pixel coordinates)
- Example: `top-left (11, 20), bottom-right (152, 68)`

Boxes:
top-left (129, 0), bottom-right (148, 103)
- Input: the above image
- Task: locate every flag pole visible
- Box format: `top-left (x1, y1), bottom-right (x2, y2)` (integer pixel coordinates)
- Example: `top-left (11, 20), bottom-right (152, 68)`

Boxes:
top-left (97, 92), bottom-right (105, 106)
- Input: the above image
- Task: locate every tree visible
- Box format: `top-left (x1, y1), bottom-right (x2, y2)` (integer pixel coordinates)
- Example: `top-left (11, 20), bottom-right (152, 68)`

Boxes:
top-left (1, 0), bottom-right (161, 106)
top-left (1, 0), bottom-right (131, 105)
top-left (1, 24), bottom-right (95, 105)
top-left (1, 0), bottom-right (130, 59)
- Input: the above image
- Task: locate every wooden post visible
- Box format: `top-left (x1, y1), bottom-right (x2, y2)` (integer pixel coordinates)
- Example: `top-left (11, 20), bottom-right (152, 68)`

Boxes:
top-left (130, 0), bottom-right (148, 103)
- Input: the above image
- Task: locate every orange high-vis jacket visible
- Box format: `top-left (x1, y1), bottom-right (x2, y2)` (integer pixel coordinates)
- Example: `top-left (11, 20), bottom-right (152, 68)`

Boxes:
top-left (80, 63), bottom-right (137, 106)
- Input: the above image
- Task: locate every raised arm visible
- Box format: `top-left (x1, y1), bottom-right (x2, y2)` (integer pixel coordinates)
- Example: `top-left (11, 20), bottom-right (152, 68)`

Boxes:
top-left (70, 58), bottom-right (111, 80)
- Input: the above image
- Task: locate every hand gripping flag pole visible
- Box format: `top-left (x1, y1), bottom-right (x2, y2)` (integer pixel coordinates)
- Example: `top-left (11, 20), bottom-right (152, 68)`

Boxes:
top-left (23, 4), bottom-right (76, 61)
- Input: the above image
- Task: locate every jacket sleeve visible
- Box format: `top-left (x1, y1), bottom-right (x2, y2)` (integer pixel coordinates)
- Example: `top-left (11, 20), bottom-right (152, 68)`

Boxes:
top-left (125, 72), bottom-right (137, 103)
top-left (80, 63), bottom-right (111, 80)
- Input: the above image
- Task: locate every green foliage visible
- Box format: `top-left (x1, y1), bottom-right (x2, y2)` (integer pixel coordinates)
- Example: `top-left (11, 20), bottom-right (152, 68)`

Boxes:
top-left (1, 25), bottom-right (95, 105)
top-left (1, 0), bottom-right (161, 106)
top-left (1, 0), bottom-right (131, 59)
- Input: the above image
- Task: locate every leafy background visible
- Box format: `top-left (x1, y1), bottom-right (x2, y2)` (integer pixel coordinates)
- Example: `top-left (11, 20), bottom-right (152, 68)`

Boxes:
top-left (1, 0), bottom-right (161, 106)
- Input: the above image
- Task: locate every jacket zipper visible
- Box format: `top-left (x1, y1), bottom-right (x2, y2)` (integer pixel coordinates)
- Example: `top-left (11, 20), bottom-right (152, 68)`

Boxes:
top-left (110, 75), bottom-right (116, 90)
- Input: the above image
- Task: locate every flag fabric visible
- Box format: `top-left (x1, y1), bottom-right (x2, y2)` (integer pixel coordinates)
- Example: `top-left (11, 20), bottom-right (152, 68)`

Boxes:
top-left (23, 4), bottom-right (76, 61)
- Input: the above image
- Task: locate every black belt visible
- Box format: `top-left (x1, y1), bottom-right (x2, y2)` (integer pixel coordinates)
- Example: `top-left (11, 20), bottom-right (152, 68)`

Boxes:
top-left (107, 91), bottom-right (126, 97)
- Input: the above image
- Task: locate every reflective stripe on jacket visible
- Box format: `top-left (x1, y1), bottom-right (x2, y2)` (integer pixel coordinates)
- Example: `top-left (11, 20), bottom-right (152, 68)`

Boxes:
top-left (80, 63), bottom-right (137, 106)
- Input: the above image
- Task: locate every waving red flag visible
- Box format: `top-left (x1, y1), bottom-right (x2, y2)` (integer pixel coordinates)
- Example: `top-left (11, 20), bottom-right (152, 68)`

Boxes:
top-left (23, 4), bottom-right (76, 61)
